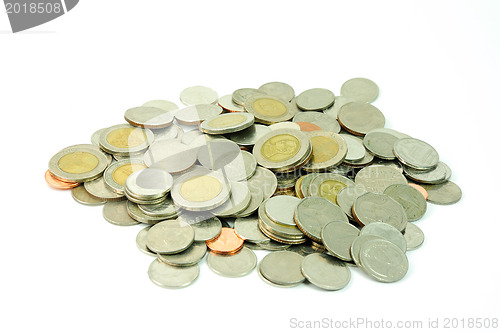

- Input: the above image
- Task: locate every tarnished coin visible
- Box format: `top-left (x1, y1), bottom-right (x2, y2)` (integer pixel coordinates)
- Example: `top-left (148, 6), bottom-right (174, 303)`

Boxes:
top-left (125, 168), bottom-right (173, 200)
top-left (359, 238), bottom-right (408, 283)
top-left (234, 186), bottom-right (263, 217)
top-left (71, 185), bottom-right (106, 206)
top-left (212, 182), bottom-right (251, 217)
top-left (45, 169), bottom-right (80, 190)
top-left (136, 226), bottom-right (157, 256)
top-left (84, 176), bottom-right (125, 201)
top-left (48, 144), bottom-right (110, 183)
top-left (158, 242), bottom-right (207, 267)
top-left (207, 247), bottom-right (257, 278)
top-left (200, 112), bottom-right (255, 135)
top-left (144, 140), bottom-right (197, 174)
top-left (360, 222), bottom-right (407, 253)
top-left (350, 235), bottom-right (382, 266)
top-left (308, 173), bottom-right (354, 204)
top-left (177, 213), bottom-right (222, 242)
top-left (323, 95), bottom-right (355, 119)
top-left (234, 216), bottom-right (269, 243)
top-left (364, 128), bottom-right (410, 160)
top-left (103, 158), bottom-right (146, 194)
top-left (337, 102), bottom-right (385, 135)
top-left (404, 222), bottom-right (425, 250)
top-left (180, 86), bottom-right (218, 105)
top-left (247, 166), bottom-right (278, 201)
top-left (223, 150), bottom-right (257, 181)
top-left (353, 192), bottom-right (408, 232)
top-left (403, 161), bottom-right (450, 184)
top-left (260, 251), bottom-right (305, 286)
top-left (294, 197), bottom-right (348, 243)
top-left (142, 99), bottom-right (178, 112)
top-left (301, 131), bottom-right (347, 172)
top-left (269, 121), bottom-right (301, 131)
top-left (102, 201), bottom-right (140, 226)
top-left (124, 106), bottom-right (174, 129)
top-left (99, 124), bottom-right (154, 156)
top-left (301, 253), bottom-right (351, 291)
top-left (232, 88), bottom-right (261, 106)
top-left (340, 77), bottom-right (379, 103)
top-left (138, 196), bottom-right (179, 218)
top-left (218, 94), bottom-right (245, 112)
top-left (206, 227), bottom-right (244, 254)
top-left (321, 221), bottom-right (360, 261)
top-left (337, 185), bottom-right (367, 219)
top-left (384, 184), bottom-right (427, 221)
top-left (244, 94), bottom-right (294, 124)
top-left (355, 165), bottom-right (407, 193)
top-left (174, 104), bottom-right (223, 125)
top-left (148, 259), bottom-right (199, 288)
top-left (258, 81), bottom-right (295, 102)
top-left (293, 111), bottom-right (341, 133)
top-left (265, 195), bottom-right (301, 227)
top-left (420, 181), bottom-right (462, 205)
top-left (393, 138), bottom-right (439, 171)
top-left (197, 139), bottom-right (241, 170)
top-left (227, 124), bottom-right (271, 147)
top-left (146, 219), bottom-right (194, 254)
top-left (296, 88), bottom-right (335, 111)
top-left (340, 133), bottom-right (366, 162)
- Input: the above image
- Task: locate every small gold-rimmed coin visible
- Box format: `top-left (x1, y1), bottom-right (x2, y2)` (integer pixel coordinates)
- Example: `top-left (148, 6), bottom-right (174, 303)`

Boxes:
top-left (244, 94), bottom-right (294, 124)
top-left (200, 112), bottom-right (255, 135)
top-left (103, 158), bottom-right (146, 194)
top-left (302, 131), bottom-right (347, 172)
top-left (99, 124), bottom-right (154, 156)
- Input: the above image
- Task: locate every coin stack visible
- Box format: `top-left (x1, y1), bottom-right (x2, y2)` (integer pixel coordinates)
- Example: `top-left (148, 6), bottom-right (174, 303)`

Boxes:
top-left (46, 79), bottom-right (462, 290)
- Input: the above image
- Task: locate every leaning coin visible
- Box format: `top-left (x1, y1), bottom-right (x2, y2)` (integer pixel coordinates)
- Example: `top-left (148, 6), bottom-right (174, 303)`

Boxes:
top-left (84, 176), bottom-right (125, 201)
top-left (136, 226), bottom-right (157, 256)
top-left (340, 133), bottom-right (366, 162)
top-left (301, 253), bottom-right (351, 291)
top-left (308, 173), bottom-right (354, 204)
top-left (353, 192), bottom-right (408, 232)
top-left (404, 222), bottom-right (425, 250)
top-left (103, 158), bottom-right (146, 195)
top-left (420, 181), bottom-right (462, 205)
top-left (259, 251), bottom-right (305, 286)
top-left (363, 128), bottom-right (410, 160)
top-left (302, 131), bottom-right (347, 172)
top-left (296, 88), bottom-right (335, 111)
top-left (146, 219), bottom-right (194, 254)
top-left (384, 184), bottom-right (427, 221)
top-left (336, 185), bottom-right (367, 220)
top-left (234, 216), bottom-right (269, 243)
top-left (340, 77), bottom-right (379, 103)
top-left (321, 221), bottom-right (360, 261)
top-left (148, 259), bottom-right (199, 288)
top-left (393, 137), bottom-right (439, 171)
top-left (337, 102), bottom-right (385, 135)
top-left (102, 201), bottom-right (140, 226)
top-left (218, 94), bottom-right (245, 112)
top-left (244, 94), bottom-right (294, 124)
top-left (158, 242), bottom-right (207, 267)
top-left (323, 95), bottom-right (355, 119)
top-left (144, 139), bottom-right (197, 174)
top-left (99, 124), bottom-right (154, 156)
top-left (359, 238), bottom-right (408, 283)
top-left (403, 161), bottom-right (450, 184)
top-left (207, 247), bottom-right (257, 278)
top-left (232, 88), bottom-right (262, 106)
top-left (124, 106), bottom-right (174, 129)
top-left (175, 104), bottom-right (223, 125)
top-left (71, 186), bottom-right (106, 206)
top-left (91, 128), bottom-right (107, 146)
top-left (258, 81), bottom-right (295, 102)
top-left (180, 85), bottom-right (218, 105)
top-left (350, 235), bottom-right (383, 266)
top-left (265, 195), bottom-right (302, 227)
top-left (359, 222), bottom-right (407, 253)
top-left (355, 165), bottom-right (407, 193)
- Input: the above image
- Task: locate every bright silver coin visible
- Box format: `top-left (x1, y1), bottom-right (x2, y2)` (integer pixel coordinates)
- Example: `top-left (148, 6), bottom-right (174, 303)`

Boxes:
top-left (360, 222), bottom-right (407, 253)
top-left (296, 88), bottom-right (335, 111)
top-left (301, 253), bottom-right (351, 291)
top-left (268, 121), bottom-right (301, 131)
top-left (265, 195), bottom-right (301, 227)
top-left (126, 201), bottom-right (167, 225)
top-left (340, 77), bottom-right (379, 103)
top-left (148, 259), bottom-right (199, 288)
top-left (143, 139), bottom-right (196, 174)
top-left (212, 182), bottom-right (251, 217)
top-left (152, 124), bottom-right (183, 142)
top-left (146, 219), bottom-right (194, 254)
top-left (393, 137), bottom-right (439, 171)
top-left (158, 242), bottom-right (207, 267)
top-left (258, 81), bottom-right (295, 102)
top-left (180, 86), bottom-right (218, 106)
top-left (207, 247), bottom-right (257, 278)
top-left (71, 185), bottom-right (106, 206)
top-left (384, 184), bottom-right (427, 221)
top-left (321, 221), bottom-right (360, 261)
top-left (359, 238), bottom-right (408, 283)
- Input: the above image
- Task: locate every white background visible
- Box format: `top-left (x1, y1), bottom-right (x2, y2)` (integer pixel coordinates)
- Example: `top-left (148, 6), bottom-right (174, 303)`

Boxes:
top-left (1, 1), bottom-right (499, 331)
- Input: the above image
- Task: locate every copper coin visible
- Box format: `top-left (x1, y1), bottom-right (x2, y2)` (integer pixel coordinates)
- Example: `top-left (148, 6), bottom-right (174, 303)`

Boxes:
top-left (45, 170), bottom-right (80, 190)
top-left (408, 183), bottom-right (429, 200)
top-left (206, 227), bottom-right (244, 254)
top-left (296, 122), bottom-right (322, 132)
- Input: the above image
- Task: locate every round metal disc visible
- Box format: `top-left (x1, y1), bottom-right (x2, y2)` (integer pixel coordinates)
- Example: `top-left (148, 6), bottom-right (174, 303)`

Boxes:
top-left (244, 94), bottom-right (294, 124)
top-left (337, 185), bottom-right (367, 219)
top-left (404, 222), bottom-right (425, 250)
top-left (158, 242), bottom-right (207, 267)
top-left (258, 81), bottom-right (295, 102)
top-left (227, 124), bottom-right (271, 146)
top-left (265, 195), bottom-right (301, 227)
top-left (136, 226), bottom-right (157, 256)
top-left (102, 201), bottom-right (140, 226)
top-left (200, 112), bottom-right (255, 135)
top-left (341, 133), bottom-right (366, 162)
top-left (207, 246), bottom-right (257, 277)
top-left (146, 219), bottom-right (194, 254)
top-left (321, 221), bottom-right (360, 261)
top-left (355, 165), bottom-right (408, 193)
top-left (212, 181), bottom-right (251, 217)
top-left (302, 131), bottom-right (347, 171)
top-left (103, 158), bottom-right (146, 194)
top-left (259, 251), bottom-right (305, 286)
top-left (143, 139), bottom-right (197, 174)
top-left (232, 88), bottom-right (262, 106)
top-left (234, 216), bottom-right (269, 243)
top-left (180, 86), bottom-right (218, 105)
top-left (403, 161), bottom-right (450, 184)
top-left (99, 124), bottom-right (154, 156)
top-left (124, 106), bottom-right (174, 129)
top-left (293, 111), bottom-right (341, 133)
top-left (350, 235), bottom-right (383, 266)
top-left (223, 150), bottom-right (257, 182)
top-left (247, 166), bottom-right (278, 200)
top-left (177, 213), bottom-right (222, 242)
top-left (393, 138), bottom-right (439, 171)
top-left (359, 238), bottom-right (408, 283)
top-left (308, 173), bottom-right (355, 204)
top-left (217, 94), bottom-right (245, 112)
top-left (360, 222), bottom-right (407, 253)
top-left (340, 77), bottom-right (379, 103)
top-left (138, 196), bottom-right (179, 218)
top-left (384, 184), bottom-right (427, 221)
top-left (301, 253), bottom-right (351, 291)
top-left (420, 181), bottom-right (462, 205)
top-left (296, 88), bottom-right (335, 111)
top-left (337, 102), bottom-right (385, 135)
top-left (142, 99), bottom-right (179, 112)
top-left (148, 259), bottom-right (199, 288)
top-left (353, 192), bottom-right (408, 232)
top-left (71, 186), bottom-right (106, 206)
top-left (84, 176), bottom-right (125, 201)
top-left (363, 128), bottom-right (410, 160)
top-left (197, 139), bottom-right (241, 170)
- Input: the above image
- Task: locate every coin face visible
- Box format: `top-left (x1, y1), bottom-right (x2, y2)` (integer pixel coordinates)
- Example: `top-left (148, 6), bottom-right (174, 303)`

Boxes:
top-left (212, 181), bottom-right (251, 217)
top-left (355, 165), bottom-right (408, 193)
top-left (258, 200), bottom-right (307, 244)
top-left (71, 185), bottom-right (106, 206)
top-left (247, 166), bottom-right (278, 200)
top-left (359, 238), bottom-right (408, 282)
top-left (174, 104), bottom-right (223, 125)
top-left (404, 222), bottom-right (425, 250)
top-left (207, 247), bottom-right (257, 278)
top-left (363, 128), bottom-right (410, 160)
top-left (197, 139), bottom-right (241, 170)
top-left (340, 77), bottom-right (379, 103)
top-left (232, 88), bottom-right (261, 106)
top-left (234, 186), bottom-right (263, 217)
top-left (148, 259), bottom-right (199, 288)
top-left (143, 139), bottom-right (196, 174)
top-left (301, 253), bottom-right (351, 291)
top-left (323, 95), bottom-right (355, 119)
top-left (420, 181), bottom-right (462, 205)
top-left (200, 112), bottom-right (254, 135)
top-left (223, 150), bottom-right (257, 181)
top-left (135, 226), bottom-right (157, 256)
top-left (84, 176), bottom-right (125, 201)
top-left (408, 183), bottom-right (429, 200)
top-left (244, 94), bottom-right (294, 124)
top-left (205, 227), bottom-right (244, 254)
top-left (403, 161), bottom-right (450, 184)
top-left (350, 235), bottom-right (382, 266)
top-left (99, 124), bottom-right (154, 156)
top-left (146, 219), bottom-right (194, 254)
top-left (303, 131), bottom-right (347, 171)
top-left (321, 221), bottom-right (360, 261)
top-left (308, 173), bottom-right (354, 204)
top-left (180, 85), bottom-right (218, 105)
top-left (296, 88), bottom-right (335, 111)
top-left (384, 184), bottom-right (427, 221)
top-left (353, 192), bottom-right (408, 232)
top-left (337, 102), bottom-right (385, 135)
top-left (360, 222), bottom-right (407, 253)
top-left (125, 168), bottom-right (173, 200)
top-left (265, 195), bottom-right (301, 227)
top-left (258, 81), bottom-right (295, 102)
top-left (341, 134), bottom-right (366, 162)
top-left (259, 251), bottom-right (305, 286)
top-left (124, 106), bottom-right (174, 129)
top-left (158, 242), bottom-right (207, 267)
top-left (234, 216), bottom-right (269, 243)
top-left (218, 94), bottom-right (245, 112)
top-left (102, 201), bottom-right (140, 226)
top-left (336, 185), bottom-right (367, 219)
top-left (103, 158), bottom-right (146, 194)
top-left (393, 138), bottom-right (439, 171)
top-left (293, 111), bottom-right (340, 133)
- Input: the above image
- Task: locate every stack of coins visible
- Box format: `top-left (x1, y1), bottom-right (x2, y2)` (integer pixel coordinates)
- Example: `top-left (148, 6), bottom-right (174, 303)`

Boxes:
top-left (46, 79), bottom-right (462, 290)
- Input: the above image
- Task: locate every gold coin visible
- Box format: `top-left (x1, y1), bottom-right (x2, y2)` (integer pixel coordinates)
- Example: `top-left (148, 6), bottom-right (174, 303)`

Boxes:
top-left (112, 163), bottom-right (146, 186)
top-left (302, 131), bottom-right (347, 172)
top-left (319, 180), bottom-right (348, 204)
top-left (309, 174), bottom-right (354, 204)
top-left (261, 134), bottom-right (300, 163)
top-left (180, 175), bottom-right (222, 202)
top-left (106, 127), bottom-right (147, 149)
top-left (252, 98), bottom-right (287, 117)
top-left (310, 136), bottom-right (339, 163)
top-left (99, 124), bottom-right (154, 156)
top-left (58, 151), bottom-right (99, 174)
top-left (244, 94), bottom-right (294, 124)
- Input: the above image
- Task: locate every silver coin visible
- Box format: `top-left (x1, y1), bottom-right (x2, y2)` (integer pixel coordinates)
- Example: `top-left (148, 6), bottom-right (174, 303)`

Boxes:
top-left (244, 94), bottom-right (295, 124)
top-left (127, 201), bottom-right (167, 225)
top-left (158, 242), bottom-right (207, 267)
top-left (125, 168), bottom-right (173, 201)
top-left (265, 195), bottom-right (301, 227)
top-left (136, 226), bottom-right (157, 256)
top-left (359, 238), bottom-right (408, 282)
top-left (323, 95), bottom-right (355, 119)
top-left (180, 86), bottom-right (218, 105)
top-left (207, 247), bottom-right (257, 278)
top-left (363, 128), bottom-right (410, 160)
top-left (71, 185), bottom-right (106, 206)
top-left (371, 158), bottom-right (404, 172)
top-left (350, 235), bottom-right (383, 266)
top-left (227, 124), bottom-right (271, 147)
top-left (124, 190), bottom-right (167, 205)
top-left (336, 185), bottom-right (367, 219)
top-left (146, 219), bottom-right (194, 254)
top-left (384, 184), bottom-right (427, 221)
top-left (247, 166), bottom-right (278, 200)
top-left (148, 259), bottom-right (199, 288)
top-left (343, 149), bottom-right (374, 167)
top-left (337, 102), bottom-right (385, 135)
top-left (340, 133), bottom-right (366, 162)
top-left (91, 128), bottom-right (106, 146)
top-left (174, 104), bottom-right (223, 125)
top-left (142, 99), bottom-right (179, 112)
top-left (393, 138), bottom-right (439, 171)
top-left (256, 241), bottom-right (290, 251)
top-left (355, 165), bottom-right (408, 193)
top-left (234, 216), bottom-right (269, 243)
top-left (294, 197), bottom-right (348, 243)
top-left (177, 214), bottom-right (222, 242)
top-left (308, 173), bottom-right (354, 204)
top-left (84, 176), bottom-right (125, 201)
top-left (296, 88), bottom-right (335, 111)
top-left (301, 253), bottom-right (351, 291)
top-left (268, 121), bottom-right (301, 131)
top-left (197, 139), bottom-right (241, 170)
top-left (223, 150), bottom-right (257, 181)
top-left (232, 88), bottom-right (262, 106)
top-left (360, 222), bottom-right (407, 253)
top-left (353, 192), bottom-right (408, 232)
top-left (293, 111), bottom-right (341, 133)
top-left (258, 201), bottom-right (306, 244)
top-left (259, 251), bottom-right (305, 286)
top-left (403, 161), bottom-right (450, 184)
top-left (102, 201), bottom-right (140, 226)
top-left (152, 124), bottom-right (183, 142)
top-left (340, 77), bottom-right (379, 103)
top-left (99, 124), bottom-right (154, 156)
top-left (420, 181), bottom-right (462, 205)
top-left (112, 153), bottom-right (144, 162)
top-left (143, 139), bottom-right (196, 174)
top-left (234, 186), bottom-right (263, 218)
top-left (258, 82), bottom-right (295, 102)
top-left (212, 182), bottom-right (251, 217)
top-left (124, 106), bottom-right (174, 129)
top-left (286, 242), bottom-right (318, 256)
top-left (180, 129), bottom-right (204, 145)
top-left (321, 221), bottom-right (360, 261)
top-left (218, 94), bottom-right (245, 112)
top-left (138, 196), bottom-right (179, 218)
top-left (300, 173), bottom-right (319, 197)
top-left (103, 158), bottom-right (146, 194)
top-left (404, 222), bottom-right (425, 251)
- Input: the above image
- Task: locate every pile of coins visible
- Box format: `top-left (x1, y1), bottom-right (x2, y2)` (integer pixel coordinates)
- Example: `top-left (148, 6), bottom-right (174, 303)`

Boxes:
top-left (46, 79), bottom-right (462, 290)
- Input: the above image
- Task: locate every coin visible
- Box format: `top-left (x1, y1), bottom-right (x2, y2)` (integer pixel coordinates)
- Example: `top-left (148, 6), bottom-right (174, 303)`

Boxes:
top-left (294, 197), bottom-right (348, 243)
top-left (301, 253), bottom-right (351, 291)
top-left (144, 140), bottom-right (196, 174)
top-left (124, 106), bottom-right (174, 129)
top-left (384, 184), bottom-right (427, 221)
top-left (148, 259), bottom-right (199, 288)
top-left (342, 148), bottom-right (374, 167)
top-left (152, 124), bottom-right (183, 142)
top-left (268, 121), bottom-right (301, 131)
top-left (45, 169), bottom-right (80, 190)
top-left (223, 150), bottom-right (257, 181)
top-left (206, 227), bottom-right (244, 254)
top-left (350, 235), bottom-right (383, 266)
top-left (296, 122), bottom-right (321, 131)
top-left (127, 201), bottom-right (167, 224)
top-left (321, 221), bottom-right (360, 261)
top-left (218, 94), bottom-right (245, 112)
top-left (227, 124), bottom-right (271, 147)
top-left (301, 132), bottom-right (346, 172)
top-left (363, 128), bottom-right (410, 160)
top-left (404, 222), bottom-right (425, 250)
top-left (174, 104), bottom-right (223, 125)
top-left (146, 219), bottom-right (194, 254)
top-left (177, 213), bottom-right (222, 242)
top-left (212, 182), bottom-right (251, 217)
top-left (136, 226), bottom-right (157, 256)
top-left (99, 124), bottom-right (154, 156)
top-left (200, 112), bottom-right (255, 135)
top-left (359, 222), bottom-right (407, 253)
top-left (359, 238), bottom-right (408, 282)
top-left (138, 196), bottom-right (179, 218)
top-left (84, 176), bottom-right (125, 201)
top-left (247, 166), bottom-right (278, 200)
top-left (142, 99), bottom-right (179, 112)
top-left (180, 86), bottom-right (218, 105)
top-left (340, 78), bottom-right (379, 103)
top-left (323, 95), bottom-right (355, 119)
top-left (258, 200), bottom-right (307, 244)
top-left (355, 165), bottom-right (407, 193)
top-left (256, 241), bottom-right (291, 251)
top-left (340, 133), bottom-right (366, 162)
top-left (293, 111), bottom-right (341, 133)
top-left (420, 181), bottom-right (462, 205)
top-left (299, 173), bottom-right (319, 197)
top-left (91, 128), bottom-right (107, 146)
top-left (244, 94), bottom-right (294, 124)
top-left (158, 242), bottom-right (207, 267)
top-left (308, 173), bottom-right (355, 204)
top-left (103, 158), bottom-right (146, 194)
top-left (232, 88), bottom-right (261, 106)
top-left (102, 201), bottom-right (140, 226)
top-left (408, 183), bottom-right (429, 200)
top-left (125, 168), bottom-right (173, 202)
top-left (71, 185), bottom-right (106, 206)
top-left (234, 216), bottom-right (269, 243)
top-left (403, 161), bottom-right (450, 184)
top-left (234, 186), bottom-right (263, 217)
top-left (336, 185), bottom-right (367, 220)
top-left (197, 139), bottom-right (241, 170)
top-left (353, 192), bottom-right (408, 232)
top-left (49, 144), bottom-right (110, 183)
top-left (337, 102), bottom-right (385, 135)
top-left (393, 138), bottom-right (439, 171)
top-left (207, 247), bottom-right (257, 278)
top-left (258, 82), bottom-right (295, 102)
top-left (259, 251), bottom-right (305, 286)
top-left (265, 195), bottom-right (301, 227)
top-left (296, 88), bottom-right (335, 111)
